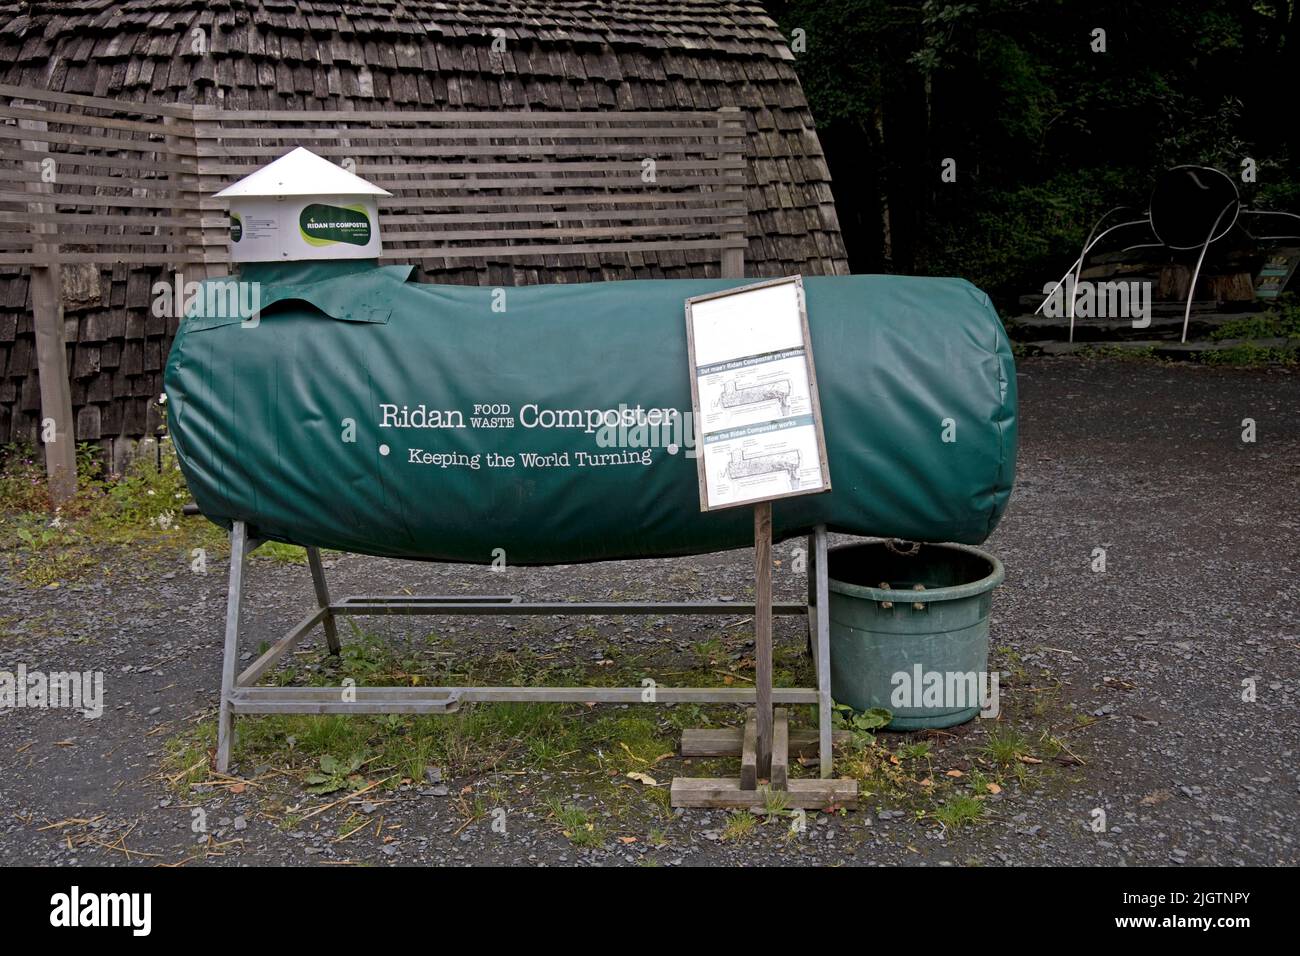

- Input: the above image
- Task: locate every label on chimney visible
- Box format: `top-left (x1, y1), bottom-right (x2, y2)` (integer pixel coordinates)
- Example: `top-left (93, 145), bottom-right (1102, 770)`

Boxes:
top-left (300, 204), bottom-right (373, 247)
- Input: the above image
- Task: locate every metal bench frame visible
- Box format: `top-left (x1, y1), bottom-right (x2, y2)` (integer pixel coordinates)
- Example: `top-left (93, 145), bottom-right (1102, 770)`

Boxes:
top-left (215, 521), bottom-right (840, 795)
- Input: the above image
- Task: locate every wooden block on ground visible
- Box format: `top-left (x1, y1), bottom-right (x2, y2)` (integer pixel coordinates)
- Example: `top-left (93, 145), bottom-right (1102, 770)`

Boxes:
top-left (681, 727), bottom-right (851, 757)
top-left (771, 708), bottom-right (789, 791)
top-left (739, 711), bottom-right (757, 791)
top-left (670, 776), bottom-right (858, 810)
top-left (680, 727), bottom-right (745, 755)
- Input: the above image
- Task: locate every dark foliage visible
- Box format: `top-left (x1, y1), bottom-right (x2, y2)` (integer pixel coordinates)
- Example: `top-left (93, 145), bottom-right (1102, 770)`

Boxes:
top-left (770, 0), bottom-right (1300, 302)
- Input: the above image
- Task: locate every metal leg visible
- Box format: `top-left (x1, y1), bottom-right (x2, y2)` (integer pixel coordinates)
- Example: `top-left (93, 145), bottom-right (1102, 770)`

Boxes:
top-left (306, 546), bottom-right (340, 655)
top-left (805, 533), bottom-right (816, 656)
top-left (1182, 201), bottom-right (1238, 343)
top-left (216, 521), bottom-right (249, 773)
top-left (813, 525), bottom-right (833, 778)
top-left (1068, 207), bottom-right (1129, 343)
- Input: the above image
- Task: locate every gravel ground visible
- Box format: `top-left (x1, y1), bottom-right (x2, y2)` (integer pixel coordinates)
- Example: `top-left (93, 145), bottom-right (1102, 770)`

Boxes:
top-left (0, 356), bottom-right (1296, 867)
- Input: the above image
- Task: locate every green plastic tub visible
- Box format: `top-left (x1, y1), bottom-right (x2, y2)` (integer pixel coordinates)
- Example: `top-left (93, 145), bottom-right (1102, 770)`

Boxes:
top-left (823, 540), bottom-right (1005, 730)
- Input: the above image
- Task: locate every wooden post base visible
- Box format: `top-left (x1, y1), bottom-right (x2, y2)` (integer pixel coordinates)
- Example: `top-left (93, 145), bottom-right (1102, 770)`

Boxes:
top-left (669, 777), bottom-right (859, 810)
top-left (679, 727), bottom-right (852, 758)
top-left (671, 708), bottom-right (859, 810)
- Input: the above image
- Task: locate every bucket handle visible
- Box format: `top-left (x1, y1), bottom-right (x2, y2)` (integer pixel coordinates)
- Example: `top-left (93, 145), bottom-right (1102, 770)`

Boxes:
top-left (881, 541), bottom-right (923, 611)
top-left (884, 539), bottom-right (921, 557)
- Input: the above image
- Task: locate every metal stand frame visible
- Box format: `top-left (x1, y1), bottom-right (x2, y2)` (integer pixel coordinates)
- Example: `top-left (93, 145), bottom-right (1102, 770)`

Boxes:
top-left (214, 521), bottom-right (855, 808)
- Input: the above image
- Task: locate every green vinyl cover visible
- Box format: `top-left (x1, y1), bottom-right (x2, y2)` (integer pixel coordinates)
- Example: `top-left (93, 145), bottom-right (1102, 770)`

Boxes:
top-left (163, 262), bottom-right (1017, 564)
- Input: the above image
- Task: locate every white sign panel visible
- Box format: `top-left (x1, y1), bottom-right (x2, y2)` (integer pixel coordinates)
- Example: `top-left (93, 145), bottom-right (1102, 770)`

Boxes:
top-left (684, 275), bottom-right (832, 511)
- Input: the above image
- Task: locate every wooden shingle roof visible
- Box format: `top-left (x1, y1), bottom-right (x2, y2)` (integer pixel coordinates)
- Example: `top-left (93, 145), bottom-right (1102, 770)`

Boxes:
top-left (0, 1), bottom-right (845, 276)
top-left (0, 1), bottom-right (847, 451)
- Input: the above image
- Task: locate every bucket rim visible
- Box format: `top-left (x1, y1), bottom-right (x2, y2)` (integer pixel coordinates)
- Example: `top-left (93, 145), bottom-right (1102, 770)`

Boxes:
top-left (826, 539), bottom-right (1005, 604)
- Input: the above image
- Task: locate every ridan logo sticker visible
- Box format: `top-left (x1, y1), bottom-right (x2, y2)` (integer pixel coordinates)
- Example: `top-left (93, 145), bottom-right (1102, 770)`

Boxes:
top-left (299, 203), bottom-right (372, 246)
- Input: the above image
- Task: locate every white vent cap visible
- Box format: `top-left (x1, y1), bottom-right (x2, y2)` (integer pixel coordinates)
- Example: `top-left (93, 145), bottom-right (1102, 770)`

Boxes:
top-left (214, 146), bottom-right (392, 199)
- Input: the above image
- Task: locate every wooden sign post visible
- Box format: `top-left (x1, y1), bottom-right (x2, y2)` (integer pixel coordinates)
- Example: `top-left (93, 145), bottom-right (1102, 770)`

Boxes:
top-left (675, 275), bottom-right (843, 807)
top-left (753, 500), bottom-right (773, 776)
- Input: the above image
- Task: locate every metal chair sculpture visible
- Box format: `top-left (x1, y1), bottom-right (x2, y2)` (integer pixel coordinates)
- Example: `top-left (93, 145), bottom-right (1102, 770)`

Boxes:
top-left (1039, 165), bottom-right (1300, 342)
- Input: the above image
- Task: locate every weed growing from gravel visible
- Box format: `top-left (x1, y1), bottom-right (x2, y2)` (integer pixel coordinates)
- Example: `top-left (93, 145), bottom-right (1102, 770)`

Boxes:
top-left (983, 727), bottom-right (1031, 768)
top-left (761, 786), bottom-right (790, 816)
top-left (896, 741), bottom-right (933, 762)
top-left (721, 812), bottom-right (758, 841)
top-left (544, 798), bottom-right (606, 848)
top-left (0, 439), bottom-right (223, 587)
top-left (304, 754), bottom-right (368, 795)
top-left (932, 794), bottom-right (986, 831)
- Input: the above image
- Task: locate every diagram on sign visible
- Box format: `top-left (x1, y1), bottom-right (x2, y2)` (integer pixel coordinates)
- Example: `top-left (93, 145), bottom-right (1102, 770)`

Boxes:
top-left (714, 377), bottom-right (792, 417)
top-left (700, 352), bottom-right (813, 432)
top-left (705, 423), bottom-right (822, 503)
top-left (685, 274), bottom-right (831, 510)
top-left (724, 448), bottom-right (802, 484)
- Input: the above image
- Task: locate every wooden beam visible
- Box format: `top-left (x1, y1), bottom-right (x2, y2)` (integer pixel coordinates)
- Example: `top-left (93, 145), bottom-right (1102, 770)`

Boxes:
top-left (191, 106), bottom-right (749, 123)
top-left (374, 221), bottom-right (741, 244)
top-left (373, 192), bottom-right (746, 209)
top-left (740, 710), bottom-right (758, 790)
top-left (0, 123), bottom-right (199, 157)
top-left (165, 112), bottom-right (208, 270)
top-left (771, 708), bottom-right (790, 791)
top-left (194, 142), bottom-right (734, 159)
top-left (198, 125), bottom-right (742, 142)
top-left (0, 189), bottom-right (203, 211)
top-left (0, 82), bottom-right (197, 118)
top-left (718, 106), bottom-right (747, 279)
top-left (669, 777), bottom-right (858, 810)
top-left (0, 252), bottom-right (227, 266)
top-left (28, 266), bottom-right (75, 503)
top-left (679, 726), bottom-right (851, 757)
top-left (0, 210), bottom-right (218, 229)
top-left (0, 148), bottom-right (204, 177)
top-left (18, 103), bottom-right (76, 505)
top-left (380, 207), bottom-right (748, 227)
